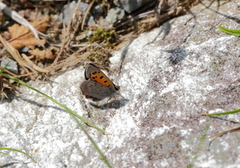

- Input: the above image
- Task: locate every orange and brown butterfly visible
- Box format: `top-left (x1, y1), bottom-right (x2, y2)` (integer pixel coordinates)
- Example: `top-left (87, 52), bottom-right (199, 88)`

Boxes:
top-left (80, 63), bottom-right (119, 101)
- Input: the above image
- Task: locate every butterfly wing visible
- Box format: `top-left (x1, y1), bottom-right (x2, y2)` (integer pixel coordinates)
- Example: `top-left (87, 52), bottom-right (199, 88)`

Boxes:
top-left (85, 63), bottom-right (119, 92)
top-left (84, 63), bottom-right (99, 80)
top-left (80, 80), bottom-right (116, 101)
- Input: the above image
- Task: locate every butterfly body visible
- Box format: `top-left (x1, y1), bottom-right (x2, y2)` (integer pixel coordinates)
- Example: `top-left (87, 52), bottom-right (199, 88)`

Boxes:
top-left (80, 63), bottom-right (119, 101)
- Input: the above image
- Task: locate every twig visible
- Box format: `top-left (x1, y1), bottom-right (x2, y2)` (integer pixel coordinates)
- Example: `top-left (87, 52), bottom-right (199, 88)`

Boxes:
top-left (0, 35), bottom-right (49, 74)
top-left (81, 0), bottom-right (95, 30)
top-left (52, 0), bottom-right (83, 66)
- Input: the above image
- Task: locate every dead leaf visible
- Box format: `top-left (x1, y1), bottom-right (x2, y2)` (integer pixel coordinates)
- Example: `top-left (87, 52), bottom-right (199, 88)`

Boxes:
top-left (0, 34), bottom-right (34, 73)
top-left (19, 9), bottom-right (46, 22)
top-left (8, 15), bottom-right (50, 49)
top-left (21, 54), bottom-right (49, 72)
top-left (10, 37), bottom-right (45, 50)
top-left (28, 46), bottom-right (59, 60)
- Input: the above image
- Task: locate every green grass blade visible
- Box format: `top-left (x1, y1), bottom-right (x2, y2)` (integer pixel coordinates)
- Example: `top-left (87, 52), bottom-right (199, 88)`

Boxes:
top-left (201, 108), bottom-right (240, 116)
top-left (0, 42), bottom-right (110, 166)
top-left (72, 116), bottom-right (112, 168)
top-left (187, 123), bottom-right (209, 168)
top-left (0, 151), bottom-right (8, 155)
top-left (0, 148), bottom-right (36, 163)
top-left (218, 25), bottom-right (240, 36)
top-left (2, 73), bottom-right (108, 134)
top-left (0, 61), bottom-right (10, 74)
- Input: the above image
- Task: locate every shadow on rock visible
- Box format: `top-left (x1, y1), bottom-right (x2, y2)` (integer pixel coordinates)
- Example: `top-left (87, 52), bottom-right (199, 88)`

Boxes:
top-left (90, 98), bottom-right (129, 110)
top-left (164, 46), bottom-right (188, 64)
top-left (17, 96), bottom-right (65, 112)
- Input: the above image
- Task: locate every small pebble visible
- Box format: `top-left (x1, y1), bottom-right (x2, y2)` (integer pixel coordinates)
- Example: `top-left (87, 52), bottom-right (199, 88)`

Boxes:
top-left (1, 58), bottom-right (18, 74)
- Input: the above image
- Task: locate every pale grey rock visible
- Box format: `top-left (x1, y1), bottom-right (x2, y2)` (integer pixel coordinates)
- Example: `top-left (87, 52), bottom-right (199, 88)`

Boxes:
top-left (105, 7), bottom-right (125, 24)
top-left (59, 1), bottom-right (95, 26)
top-left (1, 1), bottom-right (240, 167)
top-left (19, 46), bottom-right (29, 52)
top-left (1, 58), bottom-right (18, 74)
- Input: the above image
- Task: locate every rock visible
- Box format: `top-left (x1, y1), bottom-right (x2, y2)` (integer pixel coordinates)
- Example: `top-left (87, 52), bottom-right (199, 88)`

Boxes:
top-left (92, 5), bottom-right (104, 20)
top-left (87, 15), bottom-right (95, 26)
top-left (59, 1), bottom-right (95, 26)
top-left (0, 1), bottom-right (240, 167)
top-left (1, 58), bottom-right (18, 74)
top-left (19, 46), bottom-right (29, 52)
top-left (98, 17), bottom-right (112, 28)
top-left (114, 0), bottom-right (152, 13)
top-left (105, 7), bottom-right (125, 24)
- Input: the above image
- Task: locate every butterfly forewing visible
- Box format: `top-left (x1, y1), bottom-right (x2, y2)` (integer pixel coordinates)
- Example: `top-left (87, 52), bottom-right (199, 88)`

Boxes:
top-left (85, 63), bottom-right (119, 92)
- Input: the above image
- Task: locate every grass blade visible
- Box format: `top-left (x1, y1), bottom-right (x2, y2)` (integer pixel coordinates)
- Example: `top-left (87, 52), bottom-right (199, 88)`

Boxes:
top-left (201, 108), bottom-right (240, 116)
top-left (218, 25), bottom-right (240, 36)
top-left (0, 148), bottom-right (36, 163)
top-left (2, 73), bottom-right (108, 134)
top-left (72, 116), bottom-right (112, 168)
top-left (0, 152), bottom-right (8, 155)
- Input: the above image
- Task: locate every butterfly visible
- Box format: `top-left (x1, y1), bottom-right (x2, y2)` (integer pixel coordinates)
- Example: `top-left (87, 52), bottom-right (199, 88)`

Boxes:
top-left (80, 63), bottom-right (119, 101)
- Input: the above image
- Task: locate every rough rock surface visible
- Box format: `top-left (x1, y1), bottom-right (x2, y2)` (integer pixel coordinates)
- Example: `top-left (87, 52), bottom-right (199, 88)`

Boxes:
top-left (1, 1), bottom-right (240, 167)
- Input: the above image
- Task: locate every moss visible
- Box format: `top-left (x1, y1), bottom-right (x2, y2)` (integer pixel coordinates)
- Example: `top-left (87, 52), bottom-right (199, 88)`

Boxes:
top-left (87, 28), bottom-right (116, 46)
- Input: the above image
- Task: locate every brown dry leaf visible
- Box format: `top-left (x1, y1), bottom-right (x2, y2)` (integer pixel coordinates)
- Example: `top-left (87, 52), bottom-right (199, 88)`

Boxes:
top-left (0, 35), bottom-right (49, 74)
top-left (28, 46), bottom-right (59, 60)
top-left (19, 10), bottom-right (41, 21)
top-left (10, 37), bottom-right (45, 50)
top-left (8, 15), bottom-right (50, 49)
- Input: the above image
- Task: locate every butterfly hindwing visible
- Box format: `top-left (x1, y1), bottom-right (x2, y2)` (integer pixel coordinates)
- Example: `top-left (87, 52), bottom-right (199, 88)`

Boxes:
top-left (80, 80), bottom-right (115, 101)
top-left (85, 63), bottom-right (119, 92)
top-left (81, 63), bottom-right (120, 101)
